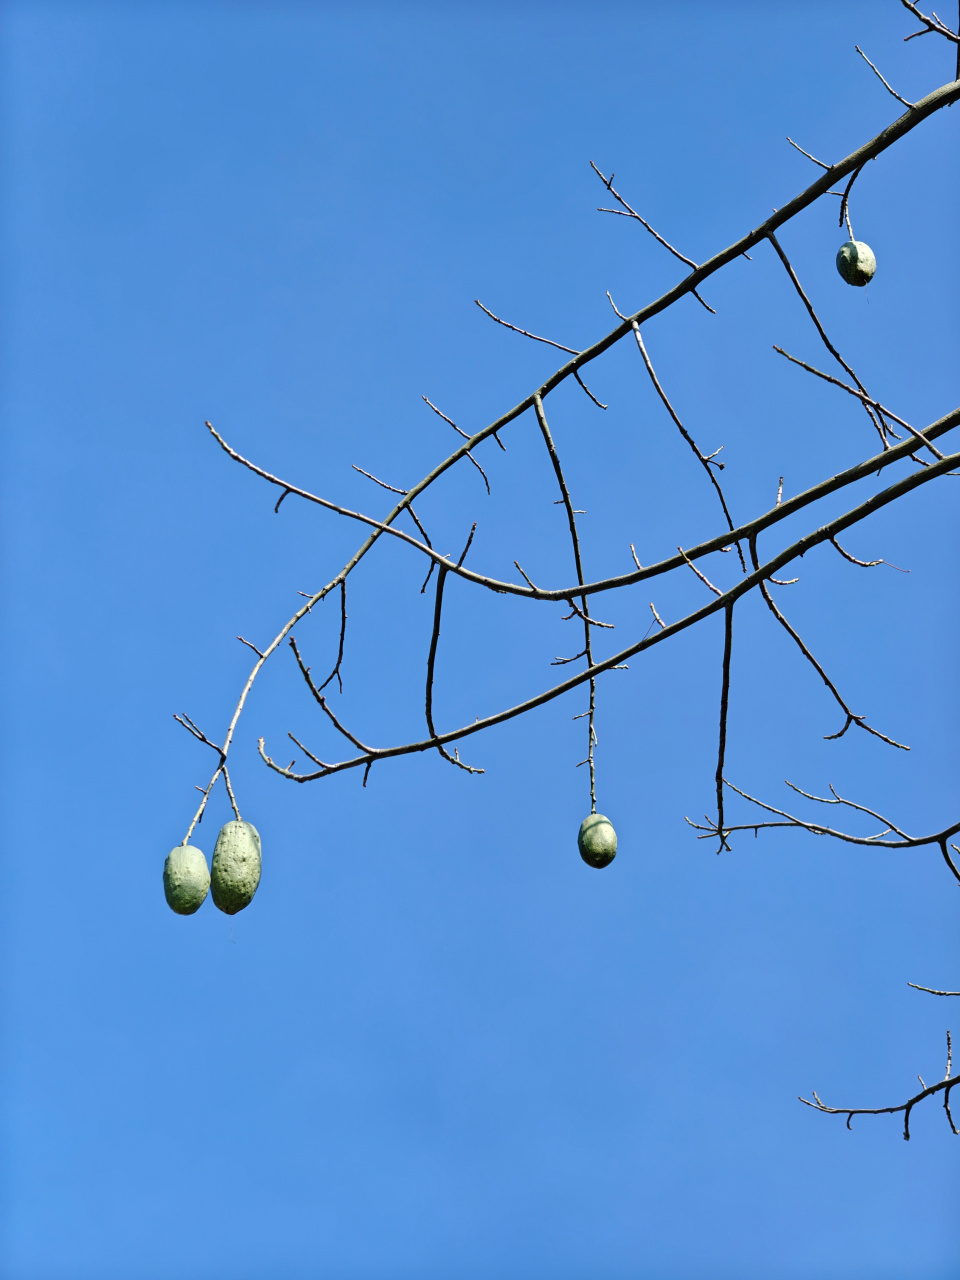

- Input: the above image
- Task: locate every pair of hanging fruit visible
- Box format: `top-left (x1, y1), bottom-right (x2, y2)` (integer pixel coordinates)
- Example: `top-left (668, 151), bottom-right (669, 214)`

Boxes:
top-left (578, 813), bottom-right (617, 869)
top-left (163, 820), bottom-right (262, 915)
top-left (836, 239), bottom-right (876, 287)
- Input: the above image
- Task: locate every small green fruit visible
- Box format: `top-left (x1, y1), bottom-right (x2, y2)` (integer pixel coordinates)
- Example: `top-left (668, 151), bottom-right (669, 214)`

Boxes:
top-left (836, 240), bottom-right (876, 287)
top-left (211, 819), bottom-right (262, 915)
top-left (163, 844), bottom-right (210, 915)
top-left (578, 813), bottom-right (617, 869)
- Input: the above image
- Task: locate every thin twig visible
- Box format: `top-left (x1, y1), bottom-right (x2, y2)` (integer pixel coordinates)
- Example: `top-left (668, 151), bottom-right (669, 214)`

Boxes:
top-left (573, 369), bottom-right (608, 410)
top-left (424, 528), bottom-right (484, 774)
top-left (748, 535), bottom-right (909, 750)
top-left (831, 535), bottom-right (908, 572)
top-left (773, 347), bottom-right (944, 460)
top-left (318, 580), bottom-right (347, 693)
top-left (679, 546), bottom-right (723, 596)
top-left (786, 136), bottom-right (831, 169)
top-left (352, 465), bottom-right (407, 495)
top-left (422, 395), bottom-right (492, 492)
top-left (591, 160), bottom-right (698, 269)
top-left (767, 231), bottom-right (888, 446)
top-left (715, 605), bottom-right (734, 852)
top-left (475, 299), bottom-right (579, 353)
top-left (856, 45), bottom-right (916, 108)
top-left (633, 324), bottom-right (747, 570)
top-left (897, 0), bottom-right (960, 45)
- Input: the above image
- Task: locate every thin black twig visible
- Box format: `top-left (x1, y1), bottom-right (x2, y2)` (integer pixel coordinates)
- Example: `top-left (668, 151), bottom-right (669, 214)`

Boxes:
top-left (897, 0), bottom-right (960, 45)
top-left (318, 580), bottom-right (348, 693)
top-left (773, 347), bottom-right (943, 460)
top-left (633, 324), bottom-right (747, 570)
top-left (425, 527), bottom-right (484, 775)
top-left (767, 231), bottom-right (888, 446)
top-left (747, 535), bottom-right (909, 750)
top-left (715, 605), bottom-right (734, 852)
top-left (534, 393), bottom-right (599, 807)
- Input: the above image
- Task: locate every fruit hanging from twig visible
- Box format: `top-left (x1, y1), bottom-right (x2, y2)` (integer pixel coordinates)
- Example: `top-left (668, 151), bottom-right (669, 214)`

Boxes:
top-left (836, 240), bottom-right (876, 287)
top-left (211, 820), bottom-right (262, 914)
top-left (163, 844), bottom-right (210, 914)
top-left (578, 813), bottom-right (617, 869)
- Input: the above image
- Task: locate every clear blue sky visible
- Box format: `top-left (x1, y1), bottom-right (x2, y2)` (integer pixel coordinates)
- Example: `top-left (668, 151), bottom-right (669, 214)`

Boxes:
top-left (1, 2), bottom-right (958, 1277)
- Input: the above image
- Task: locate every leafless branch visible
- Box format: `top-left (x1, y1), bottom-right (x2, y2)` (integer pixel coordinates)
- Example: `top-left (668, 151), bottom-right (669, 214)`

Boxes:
top-left (767, 231), bottom-right (889, 446)
top-left (897, 0), bottom-right (960, 45)
top-left (747, 535), bottom-right (909, 749)
top-left (800, 1062), bottom-right (960, 1140)
top-left (772, 347), bottom-right (943, 460)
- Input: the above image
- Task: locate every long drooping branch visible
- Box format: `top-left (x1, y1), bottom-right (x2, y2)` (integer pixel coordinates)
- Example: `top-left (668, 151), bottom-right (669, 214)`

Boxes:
top-left (255, 443), bottom-right (960, 784)
top-left (204, 404), bottom-right (960, 607)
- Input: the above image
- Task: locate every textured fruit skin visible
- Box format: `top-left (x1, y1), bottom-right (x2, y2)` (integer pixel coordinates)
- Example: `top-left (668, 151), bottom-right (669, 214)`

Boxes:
top-left (578, 813), bottom-right (617, 869)
top-left (836, 240), bottom-right (876, 287)
top-left (211, 820), bottom-right (262, 915)
top-left (163, 844), bottom-right (210, 915)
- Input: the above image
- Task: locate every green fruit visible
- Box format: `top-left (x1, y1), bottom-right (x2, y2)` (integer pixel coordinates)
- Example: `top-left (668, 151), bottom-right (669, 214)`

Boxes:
top-left (836, 240), bottom-right (876, 287)
top-left (163, 844), bottom-right (210, 915)
top-left (211, 819), bottom-right (262, 915)
top-left (578, 813), bottom-right (617, 869)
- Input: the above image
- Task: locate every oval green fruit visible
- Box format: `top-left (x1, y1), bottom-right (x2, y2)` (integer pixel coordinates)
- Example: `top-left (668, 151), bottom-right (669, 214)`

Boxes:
top-left (211, 819), bottom-right (262, 915)
top-left (578, 813), bottom-right (617, 869)
top-left (836, 240), bottom-right (876, 287)
top-left (163, 844), bottom-right (210, 915)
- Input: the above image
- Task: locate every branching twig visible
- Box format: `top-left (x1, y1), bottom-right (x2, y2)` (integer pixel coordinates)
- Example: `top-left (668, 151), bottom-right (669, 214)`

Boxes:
top-left (897, 0), bottom-right (960, 46)
top-left (747, 535), bottom-right (909, 749)
top-left (632, 325), bottom-right (747, 570)
top-left (773, 347), bottom-right (944, 460)
top-left (590, 160), bottom-right (698, 269)
top-left (767, 231), bottom-right (889, 446)
top-left (800, 1059), bottom-right (960, 1140)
